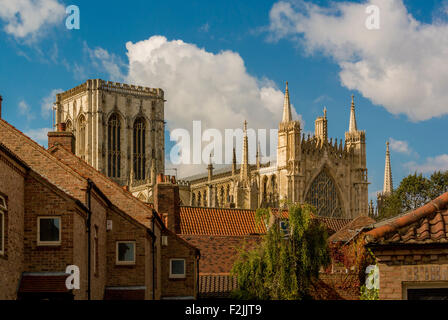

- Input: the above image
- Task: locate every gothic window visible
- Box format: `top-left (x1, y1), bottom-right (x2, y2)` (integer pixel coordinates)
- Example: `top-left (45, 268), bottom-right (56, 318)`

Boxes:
top-left (220, 187), bottom-right (224, 207)
top-left (305, 170), bottom-right (343, 218)
top-left (226, 185), bottom-right (230, 203)
top-left (108, 114), bottom-right (121, 178)
top-left (197, 191), bottom-right (201, 207)
top-left (78, 115), bottom-right (86, 160)
top-left (133, 118), bottom-right (146, 180)
top-left (192, 193), bottom-right (196, 206)
top-left (203, 190), bottom-right (207, 207)
top-left (65, 120), bottom-right (72, 132)
top-left (262, 176), bottom-right (268, 202)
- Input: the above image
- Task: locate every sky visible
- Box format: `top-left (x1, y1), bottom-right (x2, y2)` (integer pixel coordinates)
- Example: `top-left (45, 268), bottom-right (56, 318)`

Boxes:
top-left (0, 0), bottom-right (447, 202)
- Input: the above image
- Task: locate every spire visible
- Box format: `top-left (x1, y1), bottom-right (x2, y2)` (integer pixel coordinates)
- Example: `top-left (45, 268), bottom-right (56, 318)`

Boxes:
top-left (282, 81), bottom-right (292, 123)
top-left (383, 141), bottom-right (393, 195)
top-left (349, 94), bottom-right (358, 132)
top-left (208, 152), bottom-right (213, 182)
top-left (240, 120), bottom-right (249, 180)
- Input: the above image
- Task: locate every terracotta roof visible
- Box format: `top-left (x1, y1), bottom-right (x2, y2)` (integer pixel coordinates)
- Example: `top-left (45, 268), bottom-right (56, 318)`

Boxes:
top-left (270, 208), bottom-right (352, 235)
top-left (179, 206), bottom-right (265, 235)
top-left (18, 273), bottom-right (70, 293)
top-left (199, 274), bottom-right (238, 298)
top-left (366, 192), bottom-right (448, 245)
top-left (328, 216), bottom-right (376, 243)
top-left (48, 145), bottom-right (157, 229)
top-left (179, 206), bottom-right (352, 236)
top-left (180, 235), bottom-right (262, 273)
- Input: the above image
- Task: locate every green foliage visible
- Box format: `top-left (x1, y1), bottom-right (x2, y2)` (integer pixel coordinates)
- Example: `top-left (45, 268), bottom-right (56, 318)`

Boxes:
top-left (378, 170), bottom-right (448, 221)
top-left (231, 203), bottom-right (330, 300)
top-left (360, 285), bottom-right (379, 300)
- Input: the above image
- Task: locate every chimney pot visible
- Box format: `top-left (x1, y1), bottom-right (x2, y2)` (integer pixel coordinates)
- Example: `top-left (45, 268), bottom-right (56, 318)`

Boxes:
top-left (57, 122), bottom-right (66, 132)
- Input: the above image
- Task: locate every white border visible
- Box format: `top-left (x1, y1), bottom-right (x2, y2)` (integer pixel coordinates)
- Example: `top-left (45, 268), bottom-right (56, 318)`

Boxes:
top-left (116, 241), bottom-right (136, 265)
top-left (169, 258), bottom-right (186, 278)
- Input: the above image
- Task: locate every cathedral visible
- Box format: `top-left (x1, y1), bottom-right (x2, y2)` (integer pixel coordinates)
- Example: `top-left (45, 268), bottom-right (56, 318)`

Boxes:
top-left (55, 79), bottom-right (165, 200)
top-left (185, 83), bottom-right (369, 218)
top-left (56, 79), bottom-right (369, 219)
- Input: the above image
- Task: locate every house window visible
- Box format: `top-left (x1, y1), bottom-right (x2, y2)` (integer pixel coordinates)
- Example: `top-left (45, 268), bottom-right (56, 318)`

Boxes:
top-left (116, 241), bottom-right (135, 265)
top-left (0, 195), bottom-right (6, 255)
top-left (37, 217), bottom-right (61, 245)
top-left (169, 259), bottom-right (186, 278)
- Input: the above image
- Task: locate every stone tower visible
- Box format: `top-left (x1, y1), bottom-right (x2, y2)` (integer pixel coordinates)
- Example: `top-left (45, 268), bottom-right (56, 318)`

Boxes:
top-left (277, 82), bottom-right (301, 204)
top-left (54, 79), bottom-right (165, 201)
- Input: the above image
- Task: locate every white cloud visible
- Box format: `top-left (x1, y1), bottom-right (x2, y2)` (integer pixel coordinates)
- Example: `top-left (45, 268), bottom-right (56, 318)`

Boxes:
top-left (0, 0), bottom-right (65, 40)
top-left (24, 127), bottom-right (52, 146)
top-left (124, 36), bottom-right (297, 132)
top-left (405, 155), bottom-right (448, 174)
top-left (119, 36), bottom-right (302, 176)
top-left (41, 88), bottom-right (63, 118)
top-left (84, 43), bottom-right (126, 81)
top-left (268, 0), bottom-right (448, 121)
top-left (18, 99), bottom-right (34, 121)
top-left (389, 137), bottom-right (411, 155)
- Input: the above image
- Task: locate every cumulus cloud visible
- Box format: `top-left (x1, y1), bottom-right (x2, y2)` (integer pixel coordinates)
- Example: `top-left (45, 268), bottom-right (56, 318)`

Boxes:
top-left (41, 88), bottom-right (63, 118)
top-left (117, 36), bottom-right (302, 176)
top-left (268, 0), bottom-right (448, 121)
top-left (405, 155), bottom-right (448, 174)
top-left (0, 0), bottom-right (65, 40)
top-left (389, 137), bottom-right (411, 155)
top-left (24, 127), bottom-right (52, 146)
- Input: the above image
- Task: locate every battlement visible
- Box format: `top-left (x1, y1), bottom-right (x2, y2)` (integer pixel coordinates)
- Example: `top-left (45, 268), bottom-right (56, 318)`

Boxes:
top-left (56, 79), bottom-right (164, 101)
top-left (279, 120), bottom-right (300, 132)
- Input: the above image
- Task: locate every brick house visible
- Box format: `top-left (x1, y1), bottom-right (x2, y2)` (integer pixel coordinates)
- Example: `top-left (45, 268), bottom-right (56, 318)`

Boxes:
top-left (365, 192), bottom-right (448, 300)
top-left (0, 103), bottom-right (198, 299)
top-left (152, 183), bottom-right (357, 298)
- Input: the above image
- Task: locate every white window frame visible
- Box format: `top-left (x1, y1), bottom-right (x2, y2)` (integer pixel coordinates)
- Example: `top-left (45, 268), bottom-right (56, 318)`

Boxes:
top-left (116, 241), bottom-right (136, 265)
top-left (169, 258), bottom-right (186, 279)
top-left (37, 216), bottom-right (61, 246)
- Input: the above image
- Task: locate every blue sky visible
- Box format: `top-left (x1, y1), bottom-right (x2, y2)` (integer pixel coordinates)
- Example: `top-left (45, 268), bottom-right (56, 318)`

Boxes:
top-left (0, 0), bottom-right (447, 202)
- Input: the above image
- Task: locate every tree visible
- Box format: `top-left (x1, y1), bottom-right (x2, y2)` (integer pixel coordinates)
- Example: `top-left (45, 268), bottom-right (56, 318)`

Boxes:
top-left (231, 203), bottom-right (330, 300)
top-left (378, 170), bottom-right (448, 221)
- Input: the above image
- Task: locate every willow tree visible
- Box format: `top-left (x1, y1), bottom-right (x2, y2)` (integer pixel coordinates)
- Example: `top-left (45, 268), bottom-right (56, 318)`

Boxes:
top-left (231, 203), bottom-right (330, 300)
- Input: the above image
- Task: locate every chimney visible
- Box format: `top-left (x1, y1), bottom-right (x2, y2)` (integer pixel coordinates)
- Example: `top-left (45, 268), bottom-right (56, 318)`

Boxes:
top-left (154, 173), bottom-right (181, 233)
top-left (47, 122), bottom-right (75, 153)
top-left (0, 95), bottom-right (3, 118)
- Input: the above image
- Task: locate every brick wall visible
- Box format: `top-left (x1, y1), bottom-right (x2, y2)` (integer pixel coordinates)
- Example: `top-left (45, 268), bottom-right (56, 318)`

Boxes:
top-left (161, 230), bottom-right (198, 298)
top-left (374, 247), bottom-right (448, 300)
top-left (0, 150), bottom-right (26, 300)
top-left (106, 208), bottom-right (151, 296)
top-left (154, 176), bottom-right (181, 234)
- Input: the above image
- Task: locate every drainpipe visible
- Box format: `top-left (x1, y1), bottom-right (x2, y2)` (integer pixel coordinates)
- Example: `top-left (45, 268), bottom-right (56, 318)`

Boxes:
top-left (151, 216), bottom-right (156, 300)
top-left (86, 179), bottom-right (93, 300)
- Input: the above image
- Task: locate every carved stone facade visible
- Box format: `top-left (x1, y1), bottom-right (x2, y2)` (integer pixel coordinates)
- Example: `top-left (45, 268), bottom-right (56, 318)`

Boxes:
top-left (55, 79), bottom-right (165, 200)
top-left (185, 83), bottom-right (369, 218)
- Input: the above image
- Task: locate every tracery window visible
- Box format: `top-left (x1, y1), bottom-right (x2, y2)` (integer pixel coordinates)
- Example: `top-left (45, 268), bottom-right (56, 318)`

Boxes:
top-left (78, 115), bottom-right (86, 160)
top-left (65, 120), bottom-right (72, 132)
top-left (191, 193), bottom-right (196, 206)
top-left (305, 170), bottom-right (342, 217)
top-left (133, 118), bottom-right (146, 180)
top-left (197, 191), bottom-right (201, 207)
top-left (108, 114), bottom-right (121, 178)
